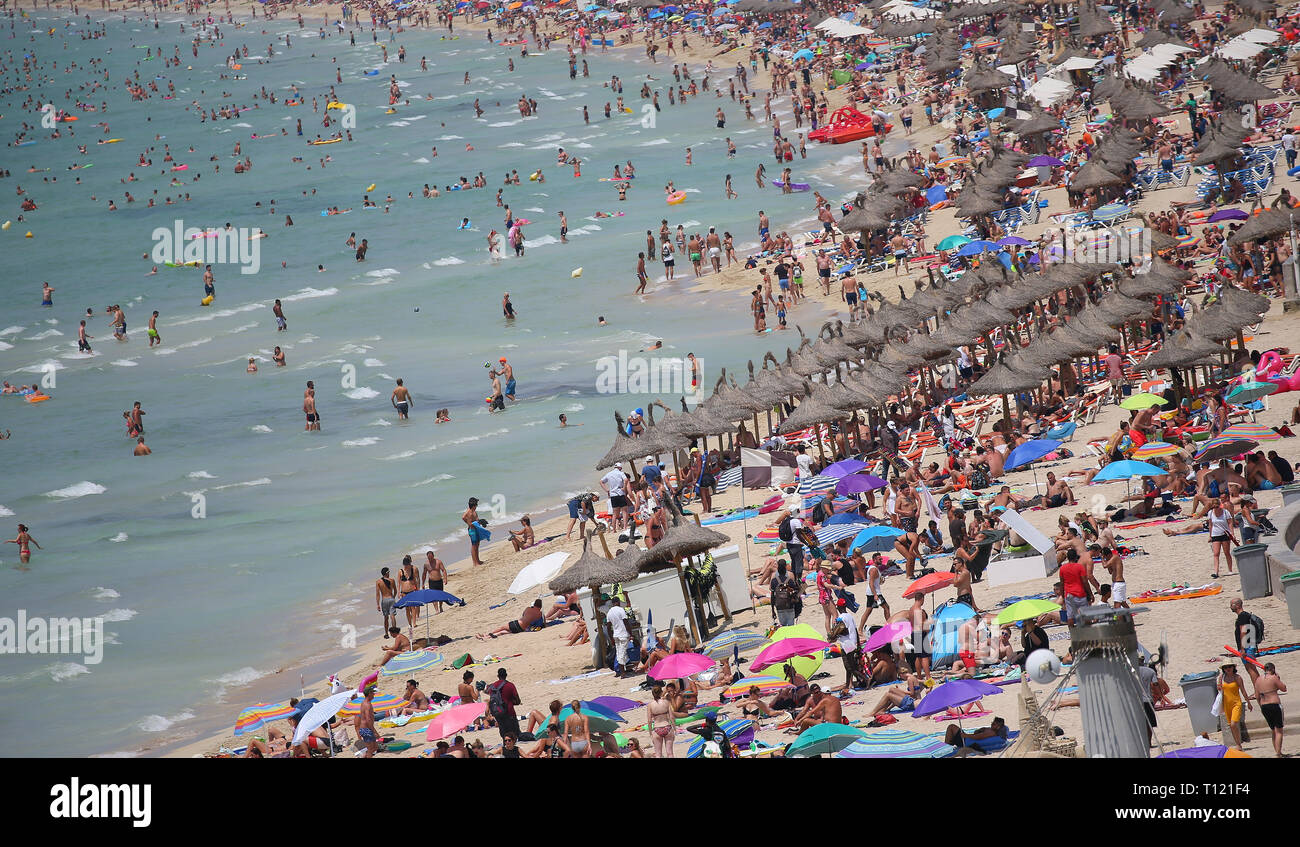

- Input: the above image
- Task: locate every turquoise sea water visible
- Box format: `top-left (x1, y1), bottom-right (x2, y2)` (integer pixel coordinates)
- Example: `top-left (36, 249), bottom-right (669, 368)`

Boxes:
top-left (0, 11), bottom-right (882, 755)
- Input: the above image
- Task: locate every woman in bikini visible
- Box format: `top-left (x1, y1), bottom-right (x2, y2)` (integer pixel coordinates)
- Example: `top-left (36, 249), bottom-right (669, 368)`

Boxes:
top-left (6, 524), bottom-right (40, 567)
top-left (564, 700), bottom-right (592, 758)
top-left (739, 685), bottom-right (777, 719)
top-left (243, 726), bottom-right (290, 757)
top-left (646, 686), bottom-right (679, 758)
top-left (397, 555), bottom-right (421, 631)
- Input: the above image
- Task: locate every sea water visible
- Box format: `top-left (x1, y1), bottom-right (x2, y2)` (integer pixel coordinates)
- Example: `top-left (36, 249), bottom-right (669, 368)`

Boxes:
top-left (0, 11), bottom-right (885, 755)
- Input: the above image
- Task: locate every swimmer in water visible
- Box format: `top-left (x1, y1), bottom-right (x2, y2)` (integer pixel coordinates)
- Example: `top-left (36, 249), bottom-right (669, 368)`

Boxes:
top-left (41, 282), bottom-right (54, 306)
top-left (492, 357), bottom-right (516, 400)
top-left (392, 378), bottom-right (412, 420)
top-left (558, 414), bottom-right (582, 428)
top-left (502, 292), bottom-right (516, 319)
top-left (6, 524), bottom-right (41, 567)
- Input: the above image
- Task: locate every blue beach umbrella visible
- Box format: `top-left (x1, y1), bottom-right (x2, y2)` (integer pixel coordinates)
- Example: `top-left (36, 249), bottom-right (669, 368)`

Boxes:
top-left (986, 107), bottom-right (1005, 119)
top-left (793, 48), bottom-right (815, 61)
top-left (925, 185), bottom-right (948, 205)
top-left (394, 589), bottom-right (463, 608)
top-left (379, 648), bottom-right (445, 676)
top-left (937, 234), bottom-right (971, 251)
top-left (956, 239), bottom-right (999, 256)
top-left (848, 525), bottom-right (904, 553)
top-left (787, 723), bottom-right (867, 757)
top-left (686, 718), bottom-right (754, 757)
top-left (998, 236), bottom-right (1032, 246)
top-left (1004, 438), bottom-right (1062, 471)
top-left (699, 628), bottom-right (768, 658)
top-left (1091, 460), bottom-right (1165, 481)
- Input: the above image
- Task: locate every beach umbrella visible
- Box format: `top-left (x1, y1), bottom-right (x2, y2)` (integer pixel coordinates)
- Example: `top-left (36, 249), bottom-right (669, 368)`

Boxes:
top-left (647, 652), bottom-right (714, 679)
top-left (699, 628), bottom-right (767, 659)
top-left (836, 473), bottom-right (889, 496)
top-left (1069, 161), bottom-right (1124, 191)
top-left (394, 589), bottom-right (463, 608)
top-left (1193, 437), bottom-right (1259, 464)
top-left (1131, 441), bottom-right (1181, 460)
top-left (862, 620), bottom-right (912, 653)
top-left (834, 728), bottom-right (956, 758)
top-left (935, 155), bottom-right (971, 168)
top-left (956, 239), bottom-right (1000, 257)
top-left (994, 599), bottom-right (1061, 627)
top-left (1228, 209), bottom-right (1292, 246)
top-left (1092, 460), bottom-right (1166, 482)
top-left (291, 690), bottom-right (355, 746)
top-left (903, 571), bottom-right (955, 598)
top-left (686, 718), bottom-right (754, 758)
top-left (751, 637), bottom-right (832, 672)
top-left (1119, 392), bottom-right (1165, 410)
top-left (591, 695), bottom-right (644, 713)
top-left (1207, 209), bottom-right (1250, 223)
top-left (937, 234), bottom-right (972, 251)
top-left (233, 702), bottom-right (298, 736)
top-left (548, 531), bottom-right (639, 594)
top-left (339, 692), bottom-right (409, 717)
top-left (1221, 423), bottom-right (1280, 442)
top-left (424, 703), bottom-right (486, 740)
top-left (1226, 382), bottom-right (1277, 406)
top-left (762, 623), bottom-right (826, 679)
top-left (848, 525), bottom-right (904, 554)
top-left (1004, 438), bottom-right (1063, 471)
top-left (1159, 744), bottom-right (1252, 758)
top-left (823, 458), bottom-right (869, 478)
top-left (379, 648), bottom-right (445, 677)
top-left (912, 678), bottom-right (1003, 717)
top-left (998, 236), bottom-right (1032, 247)
top-left (556, 703), bottom-right (621, 733)
top-left (722, 676), bottom-right (791, 700)
top-left (507, 551), bottom-right (570, 595)
top-left (1027, 155), bottom-right (1064, 167)
top-left (787, 723), bottom-right (869, 757)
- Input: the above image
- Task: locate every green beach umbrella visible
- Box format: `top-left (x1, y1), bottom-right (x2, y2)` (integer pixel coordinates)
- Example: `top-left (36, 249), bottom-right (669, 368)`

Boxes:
top-left (787, 723), bottom-right (868, 757)
top-left (556, 704), bottom-right (620, 734)
top-left (994, 599), bottom-right (1061, 627)
top-left (1119, 392), bottom-right (1165, 410)
top-left (938, 234), bottom-right (972, 251)
top-left (761, 623), bottom-right (826, 682)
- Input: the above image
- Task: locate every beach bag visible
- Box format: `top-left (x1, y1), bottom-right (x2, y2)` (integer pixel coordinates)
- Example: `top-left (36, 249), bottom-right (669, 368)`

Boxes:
top-left (772, 576), bottom-right (798, 611)
top-left (487, 681), bottom-right (509, 721)
top-left (778, 516), bottom-right (794, 543)
top-left (1211, 690), bottom-right (1223, 718)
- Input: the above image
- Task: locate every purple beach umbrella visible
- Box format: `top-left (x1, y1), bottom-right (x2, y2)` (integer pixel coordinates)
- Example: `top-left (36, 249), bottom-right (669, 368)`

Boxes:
top-left (997, 236), bottom-right (1032, 246)
top-left (912, 678), bottom-right (1003, 717)
top-left (1206, 209), bottom-right (1249, 223)
top-left (835, 473), bottom-right (888, 495)
top-left (822, 458), bottom-right (870, 478)
top-left (1027, 155), bottom-right (1064, 167)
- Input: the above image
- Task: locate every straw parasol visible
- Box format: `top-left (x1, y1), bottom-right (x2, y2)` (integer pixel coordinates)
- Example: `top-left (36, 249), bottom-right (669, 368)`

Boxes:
top-left (548, 532), bottom-right (641, 594)
top-left (1228, 209), bottom-right (1294, 246)
top-left (1075, 2), bottom-right (1115, 38)
top-left (968, 359), bottom-right (1046, 396)
top-left (596, 412), bottom-right (656, 470)
top-left (1011, 107), bottom-right (1064, 136)
top-left (1140, 332), bottom-right (1226, 370)
top-left (777, 384), bottom-right (848, 434)
top-left (965, 60), bottom-right (1015, 93)
top-left (1068, 161), bottom-right (1125, 192)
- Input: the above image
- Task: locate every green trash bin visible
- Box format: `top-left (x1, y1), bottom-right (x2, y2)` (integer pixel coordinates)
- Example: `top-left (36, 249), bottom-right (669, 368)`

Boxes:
top-left (1234, 543), bottom-right (1270, 600)
top-left (1282, 571), bottom-right (1300, 630)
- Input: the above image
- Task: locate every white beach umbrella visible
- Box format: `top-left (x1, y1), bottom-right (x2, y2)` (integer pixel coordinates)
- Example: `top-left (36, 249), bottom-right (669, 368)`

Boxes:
top-left (292, 690), bottom-right (354, 746)
top-left (508, 550), bottom-right (570, 595)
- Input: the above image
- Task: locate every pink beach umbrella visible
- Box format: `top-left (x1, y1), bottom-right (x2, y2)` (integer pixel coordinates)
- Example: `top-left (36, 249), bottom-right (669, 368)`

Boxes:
top-left (647, 652), bottom-right (715, 680)
top-left (425, 703), bottom-right (487, 741)
top-left (750, 637), bottom-right (832, 673)
top-left (863, 621), bottom-right (912, 654)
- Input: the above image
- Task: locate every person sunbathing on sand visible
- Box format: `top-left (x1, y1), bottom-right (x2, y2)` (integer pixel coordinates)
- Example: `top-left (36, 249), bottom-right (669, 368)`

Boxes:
top-left (790, 684), bottom-right (844, 731)
top-left (867, 672), bottom-right (926, 716)
top-left (508, 516), bottom-right (535, 551)
top-left (243, 726), bottom-right (290, 757)
top-left (738, 686), bottom-right (777, 719)
top-left (562, 616), bottom-right (589, 646)
top-left (546, 591), bottom-right (580, 621)
top-left (379, 627), bottom-right (410, 666)
top-left (479, 598), bottom-right (545, 639)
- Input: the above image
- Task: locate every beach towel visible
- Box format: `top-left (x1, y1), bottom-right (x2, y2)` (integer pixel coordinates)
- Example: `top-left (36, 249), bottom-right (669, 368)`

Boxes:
top-left (1131, 583), bottom-right (1222, 604)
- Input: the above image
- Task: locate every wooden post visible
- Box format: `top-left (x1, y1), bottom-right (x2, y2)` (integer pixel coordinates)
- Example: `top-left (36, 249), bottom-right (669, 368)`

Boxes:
top-left (675, 556), bottom-right (701, 646)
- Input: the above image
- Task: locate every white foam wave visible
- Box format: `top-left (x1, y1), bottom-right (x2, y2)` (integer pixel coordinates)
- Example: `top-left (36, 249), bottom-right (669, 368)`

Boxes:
top-left (411, 473), bottom-right (455, 487)
top-left (342, 437), bottom-right (381, 447)
top-left (24, 329), bottom-right (64, 340)
top-left (368, 419), bottom-right (393, 427)
top-left (111, 359), bottom-right (138, 367)
top-left (0, 506), bottom-right (13, 517)
top-left (382, 450), bottom-right (418, 461)
top-left (137, 710), bottom-right (196, 733)
top-left (564, 403), bottom-right (585, 413)
top-left (44, 481), bottom-right (107, 499)
top-left (281, 287), bottom-right (339, 302)
top-left (209, 666), bottom-right (269, 698)
top-left (213, 478), bottom-right (272, 490)
top-left (49, 663), bottom-right (90, 682)
top-left (0, 326), bottom-right (23, 337)
top-left (102, 608), bottom-right (138, 623)
top-left (433, 256), bottom-right (464, 266)
top-left (344, 387), bottom-right (380, 400)
top-left (93, 587), bottom-right (120, 601)
top-left (364, 268), bottom-right (400, 278)
top-left (109, 532), bottom-right (128, 543)
top-left (251, 424), bottom-right (273, 433)
top-left (638, 138), bottom-right (671, 146)
top-left (187, 470), bottom-right (217, 479)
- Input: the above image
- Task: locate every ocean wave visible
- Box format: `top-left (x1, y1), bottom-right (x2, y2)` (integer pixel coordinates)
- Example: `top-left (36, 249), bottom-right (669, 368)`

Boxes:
top-left (432, 256), bottom-right (464, 266)
top-left (564, 403), bottom-right (585, 413)
top-left (187, 470), bottom-right (218, 479)
top-left (0, 325), bottom-right (23, 337)
top-left (213, 478), bottom-right (271, 490)
top-left (102, 608), bottom-right (138, 623)
top-left (638, 138), bottom-right (671, 146)
top-left (93, 587), bottom-right (120, 601)
top-left (49, 663), bottom-right (90, 683)
top-left (364, 268), bottom-right (400, 278)
top-left (363, 358), bottom-right (385, 367)
top-left (436, 134), bottom-right (463, 140)
top-left (0, 341), bottom-right (12, 351)
top-left (281, 287), bottom-right (339, 302)
top-left (251, 425), bottom-right (273, 433)
top-left (543, 361), bottom-right (569, 372)
top-left (137, 710), bottom-right (196, 733)
top-left (344, 387), bottom-right (380, 400)
top-left (523, 234), bottom-right (559, 249)
top-left (209, 666), bottom-right (268, 699)
top-left (413, 157), bottom-right (430, 164)
top-left (342, 437), bottom-right (381, 447)
top-left (381, 450), bottom-right (418, 461)
top-left (411, 473), bottom-right (455, 487)
top-left (19, 360), bottom-right (63, 374)
top-left (171, 302), bottom-right (263, 325)
top-left (109, 532), bottom-right (128, 543)
top-left (22, 329), bottom-right (62, 341)
top-left (111, 359), bottom-right (138, 367)
top-left (44, 481), bottom-right (107, 499)
top-left (368, 418), bottom-right (393, 427)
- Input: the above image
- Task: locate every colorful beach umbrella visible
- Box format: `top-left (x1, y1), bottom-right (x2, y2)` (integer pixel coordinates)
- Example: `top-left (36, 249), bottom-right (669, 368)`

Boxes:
top-left (902, 572), bottom-right (955, 598)
top-left (1221, 423), bottom-right (1281, 442)
top-left (556, 703), bottom-right (621, 733)
top-left (1175, 233), bottom-right (1200, 249)
top-left (424, 703), bottom-right (485, 740)
top-left (647, 652), bottom-right (714, 680)
top-left (1226, 381), bottom-right (1277, 405)
top-left (751, 637), bottom-right (832, 672)
top-left (834, 728), bottom-right (956, 758)
top-left (722, 676), bottom-right (791, 700)
top-left (862, 620), bottom-right (912, 653)
top-left (1194, 437), bottom-right (1259, 463)
top-left (1004, 438), bottom-right (1063, 471)
top-left (379, 648), bottom-right (445, 676)
top-left (912, 678), bottom-right (1002, 718)
top-left (686, 718), bottom-right (755, 758)
top-left (233, 702), bottom-right (297, 736)
top-left (1119, 392), bottom-right (1165, 410)
top-left (994, 599), bottom-right (1061, 627)
top-left (699, 628), bottom-right (767, 659)
top-left (935, 155), bottom-right (970, 168)
top-left (1131, 441), bottom-right (1181, 459)
top-left (761, 624), bottom-right (826, 680)
top-left (338, 692), bottom-right (409, 717)
top-left (787, 723), bottom-right (868, 757)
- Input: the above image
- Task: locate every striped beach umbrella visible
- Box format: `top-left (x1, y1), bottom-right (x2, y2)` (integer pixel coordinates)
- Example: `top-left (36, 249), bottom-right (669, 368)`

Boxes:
top-left (338, 693), bottom-right (410, 717)
top-left (1131, 441), bottom-right (1181, 459)
top-left (834, 728), bottom-right (957, 758)
top-left (233, 701), bottom-right (298, 736)
top-left (686, 718), bottom-right (755, 758)
top-left (936, 155), bottom-right (971, 168)
top-left (1175, 233), bottom-right (1200, 249)
top-left (1221, 423), bottom-right (1280, 442)
top-left (379, 648), bottom-right (445, 676)
top-left (1193, 436), bottom-right (1259, 463)
top-left (699, 629), bottom-right (768, 659)
top-left (722, 675), bottom-right (792, 700)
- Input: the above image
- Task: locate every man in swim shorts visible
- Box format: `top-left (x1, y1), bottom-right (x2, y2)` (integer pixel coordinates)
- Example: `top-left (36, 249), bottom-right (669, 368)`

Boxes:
top-left (147, 310), bottom-right (161, 347)
top-left (273, 299), bottom-right (287, 331)
top-left (706, 227), bottom-right (722, 272)
top-left (391, 378), bottom-right (412, 420)
top-left (304, 380), bottom-right (320, 431)
top-left (494, 357), bottom-right (516, 400)
top-left (41, 282), bottom-right (54, 306)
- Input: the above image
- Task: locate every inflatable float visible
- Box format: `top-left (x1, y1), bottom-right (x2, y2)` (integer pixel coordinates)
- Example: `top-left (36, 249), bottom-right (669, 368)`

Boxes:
top-left (15, 140), bottom-right (36, 147)
top-left (666, 191), bottom-right (686, 205)
top-left (171, 164), bottom-right (188, 171)
top-left (308, 138), bottom-right (341, 145)
top-left (326, 101), bottom-right (348, 110)
top-left (101, 138), bottom-right (123, 143)
top-left (365, 183), bottom-right (376, 192)
top-left (25, 393), bottom-right (50, 404)
top-left (201, 295), bottom-right (215, 306)
top-left (771, 179), bottom-right (811, 191)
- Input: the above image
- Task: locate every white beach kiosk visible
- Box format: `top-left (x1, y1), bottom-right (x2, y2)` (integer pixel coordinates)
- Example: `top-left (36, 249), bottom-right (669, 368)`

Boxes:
top-left (986, 508), bottom-right (1060, 587)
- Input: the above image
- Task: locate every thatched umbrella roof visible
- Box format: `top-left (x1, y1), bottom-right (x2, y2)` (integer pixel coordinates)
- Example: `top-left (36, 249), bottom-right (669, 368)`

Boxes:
top-left (596, 412), bottom-right (655, 470)
top-left (1228, 209), bottom-right (1293, 246)
top-left (1118, 275), bottom-right (1181, 299)
top-left (1110, 89), bottom-right (1172, 119)
top-left (740, 359), bottom-right (788, 408)
top-left (1069, 161), bottom-right (1125, 192)
top-left (635, 512), bottom-right (729, 575)
top-left (969, 359), bottom-right (1045, 395)
top-left (1183, 310), bottom-right (1244, 342)
top-left (839, 198), bottom-right (910, 232)
top-left (965, 60), bottom-right (1016, 93)
top-left (1140, 332), bottom-right (1226, 370)
top-left (1136, 28), bottom-right (1191, 49)
top-left (1093, 292), bottom-right (1151, 325)
top-left (1012, 107), bottom-right (1064, 136)
top-left (877, 18), bottom-right (934, 38)
top-left (549, 533), bottom-right (641, 593)
top-left (1076, 2), bottom-right (1116, 38)
top-left (1219, 284), bottom-right (1272, 318)
top-left (874, 166), bottom-right (926, 191)
top-left (777, 385), bottom-right (844, 434)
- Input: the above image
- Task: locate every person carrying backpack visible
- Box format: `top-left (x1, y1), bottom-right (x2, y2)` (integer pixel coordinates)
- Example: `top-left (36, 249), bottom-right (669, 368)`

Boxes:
top-left (777, 509), bottom-right (807, 583)
top-left (487, 667), bottom-right (522, 740)
top-left (770, 559), bottom-right (801, 627)
top-left (1230, 598), bottom-right (1266, 686)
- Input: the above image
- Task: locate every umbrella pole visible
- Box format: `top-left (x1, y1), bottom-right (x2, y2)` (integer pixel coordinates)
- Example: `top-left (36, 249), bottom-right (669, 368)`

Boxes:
top-left (676, 556), bottom-right (702, 646)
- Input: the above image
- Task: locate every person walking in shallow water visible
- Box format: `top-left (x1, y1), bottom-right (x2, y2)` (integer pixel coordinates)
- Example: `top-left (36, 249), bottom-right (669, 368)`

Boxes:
top-left (5, 524), bottom-right (40, 567)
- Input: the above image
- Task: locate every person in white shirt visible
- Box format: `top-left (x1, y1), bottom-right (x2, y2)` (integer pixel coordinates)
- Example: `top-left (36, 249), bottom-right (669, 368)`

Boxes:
top-left (834, 598), bottom-right (870, 690)
top-left (795, 444), bottom-right (814, 478)
top-left (601, 462), bottom-right (630, 530)
top-left (1283, 131), bottom-right (1297, 171)
top-left (606, 597), bottom-right (634, 676)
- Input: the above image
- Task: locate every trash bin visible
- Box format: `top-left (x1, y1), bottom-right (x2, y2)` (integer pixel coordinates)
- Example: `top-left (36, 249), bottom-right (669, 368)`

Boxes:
top-left (1283, 571), bottom-right (1300, 630)
top-left (1179, 671), bottom-right (1220, 736)
top-left (1234, 543), bottom-right (1271, 600)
